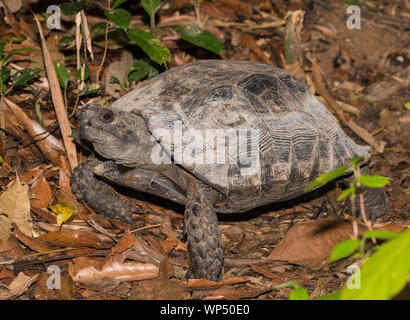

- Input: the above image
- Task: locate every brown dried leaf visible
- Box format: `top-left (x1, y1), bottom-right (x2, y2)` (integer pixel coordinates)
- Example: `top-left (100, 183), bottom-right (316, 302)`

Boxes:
top-left (0, 178), bottom-right (32, 237)
top-left (152, 257), bottom-right (185, 300)
top-left (31, 208), bottom-right (57, 224)
top-left (0, 234), bottom-right (30, 258)
top-left (12, 223), bottom-right (53, 253)
top-left (268, 219), bottom-right (367, 269)
top-left (160, 237), bottom-right (187, 254)
top-left (0, 268), bottom-right (14, 280)
top-left (0, 215), bottom-right (11, 243)
top-left (188, 277), bottom-right (246, 288)
top-left (114, 230), bottom-right (135, 254)
top-left (38, 230), bottom-right (112, 249)
top-left (0, 272), bottom-right (39, 300)
top-left (71, 261), bottom-right (159, 282)
top-left (3, 97), bottom-right (65, 166)
top-left (30, 175), bottom-right (52, 209)
top-left (3, 0), bottom-right (22, 13)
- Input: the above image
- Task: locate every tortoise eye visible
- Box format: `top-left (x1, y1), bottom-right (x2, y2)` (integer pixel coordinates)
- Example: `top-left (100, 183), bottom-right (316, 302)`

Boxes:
top-left (99, 109), bottom-right (114, 123)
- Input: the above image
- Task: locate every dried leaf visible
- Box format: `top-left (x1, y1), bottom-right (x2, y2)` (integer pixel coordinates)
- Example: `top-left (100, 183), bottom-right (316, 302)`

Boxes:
top-left (38, 230), bottom-right (112, 249)
top-left (12, 223), bottom-right (52, 253)
top-left (0, 272), bottom-right (39, 300)
top-left (114, 230), bottom-right (135, 253)
top-left (188, 277), bottom-right (246, 288)
top-left (152, 257), bottom-right (185, 300)
top-left (268, 219), bottom-right (367, 269)
top-left (0, 178), bottom-right (32, 237)
top-left (71, 261), bottom-right (159, 282)
top-left (30, 175), bottom-right (52, 209)
top-left (0, 215), bottom-right (11, 243)
top-left (3, 0), bottom-right (22, 13)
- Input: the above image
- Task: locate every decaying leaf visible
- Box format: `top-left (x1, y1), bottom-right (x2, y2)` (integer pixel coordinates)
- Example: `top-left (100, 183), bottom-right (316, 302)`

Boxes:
top-left (268, 219), bottom-right (368, 269)
top-left (114, 230), bottom-right (135, 253)
top-left (30, 175), bottom-right (52, 209)
top-left (152, 257), bottom-right (186, 300)
top-left (71, 261), bottom-right (159, 282)
top-left (0, 178), bottom-right (33, 237)
top-left (0, 215), bottom-right (11, 243)
top-left (188, 277), bottom-right (246, 288)
top-left (38, 229), bottom-right (112, 249)
top-left (0, 272), bottom-right (39, 300)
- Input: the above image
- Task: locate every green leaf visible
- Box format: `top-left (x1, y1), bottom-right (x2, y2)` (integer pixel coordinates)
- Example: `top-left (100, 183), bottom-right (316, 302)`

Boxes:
top-left (78, 83), bottom-right (101, 97)
top-left (59, 36), bottom-right (75, 47)
top-left (173, 24), bottom-right (223, 54)
top-left (2, 36), bottom-right (22, 43)
top-left (344, 0), bottom-right (359, 4)
top-left (289, 287), bottom-right (309, 300)
top-left (105, 8), bottom-right (132, 30)
top-left (305, 165), bottom-right (349, 191)
top-left (349, 156), bottom-right (365, 168)
top-left (355, 175), bottom-right (391, 188)
top-left (2, 48), bottom-right (34, 66)
top-left (317, 291), bottom-right (341, 300)
top-left (35, 99), bottom-right (45, 128)
top-left (340, 229), bottom-right (410, 300)
top-left (127, 59), bottom-right (158, 84)
top-left (1, 68), bottom-right (10, 83)
top-left (273, 280), bottom-right (300, 289)
top-left (76, 66), bottom-right (89, 81)
top-left (141, 0), bottom-right (161, 17)
top-left (91, 22), bottom-right (108, 36)
top-left (112, 0), bottom-right (128, 10)
top-left (53, 62), bottom-right (70, 89)
top-left (60, 0), bottom-right (86, 16)
top-left (0, 156), bottom-right (4, 164)
top-left (329, 239), bottom-right (360, 263)
top-left (12, 68), bottom-right (40, 87)
top-left (337, 186), bottom-right (356, 201)
top-left (127, 29), bottom-right (170, 65)
top-left (0, 42), bottom-right (6, 57)
top-left (363, 230), bottom-right (397, 241)
top-left (404, 102), bottom-right (410, 110)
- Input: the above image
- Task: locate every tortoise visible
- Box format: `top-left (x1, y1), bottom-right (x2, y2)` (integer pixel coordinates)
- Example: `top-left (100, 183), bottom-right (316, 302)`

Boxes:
top-left (71, 60), bottom-right (389, 280)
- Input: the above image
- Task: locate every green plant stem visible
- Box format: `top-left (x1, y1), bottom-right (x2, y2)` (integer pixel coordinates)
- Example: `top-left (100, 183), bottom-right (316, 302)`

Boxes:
top-left (70, 94), bottom-right (81, 118)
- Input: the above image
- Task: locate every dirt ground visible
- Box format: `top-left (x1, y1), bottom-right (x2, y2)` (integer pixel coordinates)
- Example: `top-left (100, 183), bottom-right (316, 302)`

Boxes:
top-left (0, 0), bottom-right (408, 300)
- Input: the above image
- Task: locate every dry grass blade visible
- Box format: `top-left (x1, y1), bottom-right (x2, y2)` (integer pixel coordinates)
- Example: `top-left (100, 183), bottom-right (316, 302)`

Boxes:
top-left (33, 14), bottom-right (78, 171)
top-left (312, 57), bottom-right (386, 153)
top-left (3, 97), bottom-right (65, 167)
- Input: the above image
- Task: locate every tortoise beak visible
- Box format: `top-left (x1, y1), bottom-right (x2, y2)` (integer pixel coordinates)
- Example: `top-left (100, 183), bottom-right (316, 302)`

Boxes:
top-left (79, 104), bottom-right (102, 141)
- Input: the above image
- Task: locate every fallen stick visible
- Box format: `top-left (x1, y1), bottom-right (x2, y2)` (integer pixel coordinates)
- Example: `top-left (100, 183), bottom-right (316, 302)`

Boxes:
top-left (312, 57), bottom-right (386, 153)
top-left (33, 14), bottom-right (78, 171)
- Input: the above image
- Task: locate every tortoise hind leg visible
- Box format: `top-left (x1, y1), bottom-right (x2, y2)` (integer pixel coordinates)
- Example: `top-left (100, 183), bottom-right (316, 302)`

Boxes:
top-left (184, 181), bottom-right (223, 281)
top-left (71, 158), bottom-right (140, 225)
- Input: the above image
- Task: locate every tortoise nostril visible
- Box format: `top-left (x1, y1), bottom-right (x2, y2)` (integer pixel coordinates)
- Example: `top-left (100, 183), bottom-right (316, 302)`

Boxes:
top-left (99, 109), bottom-right (114, 123)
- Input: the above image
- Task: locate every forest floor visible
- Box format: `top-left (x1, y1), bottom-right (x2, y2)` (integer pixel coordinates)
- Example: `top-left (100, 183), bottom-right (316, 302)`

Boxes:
top-left (0, 0), bottom-right (408, 300)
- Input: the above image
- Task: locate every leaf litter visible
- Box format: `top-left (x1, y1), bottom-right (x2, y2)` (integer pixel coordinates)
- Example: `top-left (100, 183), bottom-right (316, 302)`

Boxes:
top-left (0, 0), bottom-right (408, 300)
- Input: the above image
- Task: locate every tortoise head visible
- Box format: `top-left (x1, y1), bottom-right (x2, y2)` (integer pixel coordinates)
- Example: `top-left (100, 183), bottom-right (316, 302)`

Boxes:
top-left (79, 104), bottom-right (154, 166)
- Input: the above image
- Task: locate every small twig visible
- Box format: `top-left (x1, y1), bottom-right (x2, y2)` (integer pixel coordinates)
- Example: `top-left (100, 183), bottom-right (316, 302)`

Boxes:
top-left (130, 224), bottom-right (161, 233)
